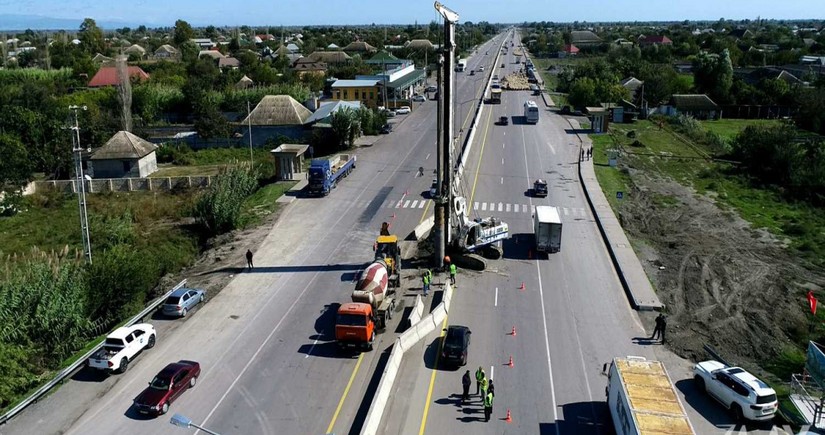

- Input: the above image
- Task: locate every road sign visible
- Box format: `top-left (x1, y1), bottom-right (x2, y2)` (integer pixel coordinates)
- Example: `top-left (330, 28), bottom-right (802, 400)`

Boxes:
top-left (616, 191), bottom-right (624, 200)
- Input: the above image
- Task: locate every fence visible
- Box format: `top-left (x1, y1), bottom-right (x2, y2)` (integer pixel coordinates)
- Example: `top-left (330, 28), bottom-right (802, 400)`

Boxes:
top-left (720, 105), bottom-right (796, 120)
top-left (30, 176), bottom-right (213, 196)
top-left (0, 279), bottom-right (188, 425)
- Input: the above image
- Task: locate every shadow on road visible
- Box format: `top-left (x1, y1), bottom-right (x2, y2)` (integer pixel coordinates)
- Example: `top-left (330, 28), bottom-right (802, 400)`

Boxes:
top-left (71, 366), bottom-right (109, 383)
top-left (501, 233), bottom-right (545, 260)
top-left (538, 401), bottom-right (610, 435)
top-left (298, 303), bottom-right (356, 359)
top-left (347, 344), bottom-right (393, 435)
top-left (197, 262), bottom-right (364, 276)
top-left (123, 404), bottom-right (156, 421)
top-left (631, 336), bottom-right (662, 346)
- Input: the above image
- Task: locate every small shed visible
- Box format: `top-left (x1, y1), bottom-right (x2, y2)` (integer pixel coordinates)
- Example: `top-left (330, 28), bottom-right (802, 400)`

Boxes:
top-left (585, 107), bottom-right (609, 133)
top-left (271, 144), bottom-right (309, 181)
top-left (89, 131), bottom-right (158, 178)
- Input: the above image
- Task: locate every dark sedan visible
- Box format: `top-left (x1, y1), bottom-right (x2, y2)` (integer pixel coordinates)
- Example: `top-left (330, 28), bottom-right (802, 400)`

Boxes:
top-left (133, 360), bottom-right (201, 416)
top-left (441, 325), bottom-right (471, 366)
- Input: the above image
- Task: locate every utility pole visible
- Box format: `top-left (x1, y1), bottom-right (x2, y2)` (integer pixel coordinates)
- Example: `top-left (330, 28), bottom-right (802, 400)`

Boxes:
top-left (247, 101), bottom-right (254, 166)
top-left (433, 1), bottom-right (458, 270)
top-left (69, 105), bottom-right (92, 264)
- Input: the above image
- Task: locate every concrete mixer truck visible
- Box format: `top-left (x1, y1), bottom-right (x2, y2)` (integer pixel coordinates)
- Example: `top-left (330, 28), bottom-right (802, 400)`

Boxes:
top-left (335, 231), bottom-right (400, 351)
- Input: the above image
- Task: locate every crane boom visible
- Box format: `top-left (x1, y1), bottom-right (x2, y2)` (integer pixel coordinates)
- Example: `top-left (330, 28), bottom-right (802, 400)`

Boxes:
top-left (434, 1), bottom-right (459, 22)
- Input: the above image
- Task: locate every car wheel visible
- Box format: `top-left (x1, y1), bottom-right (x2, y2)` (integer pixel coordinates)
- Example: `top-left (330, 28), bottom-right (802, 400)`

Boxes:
top-left (731, 403), bottom-right (744, 421)
top-left (200, 294), bottom-right (205, 303)
top-left (181, 308), bottom-right (187, 317)
top-left (147, 334), bottom-right (156, 349)
top-left (190, 376), bottom-right (197, 388)
top-left (119, 357), bottom-right (129, 373)
top-left (693, 375), bottom-right (705, 392)
top-left (160, 402), bottom-right (169, 415)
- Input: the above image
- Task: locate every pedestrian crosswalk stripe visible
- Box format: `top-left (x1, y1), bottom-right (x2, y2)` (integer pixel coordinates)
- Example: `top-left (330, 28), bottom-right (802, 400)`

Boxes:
top-left (522, 204), bottom-right (528, 213)
top-left (498, 203), bottom-right (503, 212)
top-left (530, 205), bottom-right (536, 213)
top-left (505, 203), bottom-right (511, 212)
top-left (410, 200), bottom-right (418, 208)
top-left (403, 200), bottom-right (410, 208)
top-left (384, 199), bottom-right (394, 208)
top-left (563, 207), bottom-right (569, 215)
top-left (418, 200), bottom-right (426, 209)
top-left (395, 200), bottom-right (403, 208)
top-left (482, 202), bottom-right (487, 211)
top-left (489, 202), bottom-right (495, 211)
top-left (473, 202), bottom-right (479, 210)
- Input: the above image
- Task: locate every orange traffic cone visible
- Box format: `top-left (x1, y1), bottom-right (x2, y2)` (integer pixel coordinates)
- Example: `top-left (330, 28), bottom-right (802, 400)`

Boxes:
top-left (508, 355), bottom-right (514, 368)
top-left (510, 326), bottom-right (517, 336)
top-left (519, 281), bottom-right (525, 290)
top-left (505, 408), bottom-right (512, 423)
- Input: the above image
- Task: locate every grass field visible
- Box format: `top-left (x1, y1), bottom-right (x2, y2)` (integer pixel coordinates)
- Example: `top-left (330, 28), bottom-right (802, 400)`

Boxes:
top-left (591, 119), bottom-right (825, 266)
top-left (153, 147), bottom-right (275, 178)
top-left (700, 119), bottom-right (781, 141)
top-left (239, 181), bottom-right (297, 228)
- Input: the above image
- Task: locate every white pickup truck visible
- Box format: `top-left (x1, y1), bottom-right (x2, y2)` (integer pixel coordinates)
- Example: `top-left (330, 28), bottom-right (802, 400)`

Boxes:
top-left (87, 323), bottom-right (156, 373)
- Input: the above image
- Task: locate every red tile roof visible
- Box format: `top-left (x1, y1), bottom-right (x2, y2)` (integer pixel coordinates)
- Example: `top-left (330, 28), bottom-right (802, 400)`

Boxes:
top-left (563, 44), bottom-right (579, 53)
top-left (88, 66), bottom-right (149, 87)
top-left (639, 35), bottom-right (672, 45)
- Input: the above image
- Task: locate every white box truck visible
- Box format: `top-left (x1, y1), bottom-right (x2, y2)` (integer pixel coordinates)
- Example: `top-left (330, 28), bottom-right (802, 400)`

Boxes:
top-left (534, 205), bottom-right (562, 253)
top-left (605, 356), bottom-right (695, 435)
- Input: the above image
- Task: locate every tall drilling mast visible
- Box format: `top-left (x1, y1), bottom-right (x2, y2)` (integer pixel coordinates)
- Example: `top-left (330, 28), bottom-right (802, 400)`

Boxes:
top-left (433, 1), bottom-right (458, 270)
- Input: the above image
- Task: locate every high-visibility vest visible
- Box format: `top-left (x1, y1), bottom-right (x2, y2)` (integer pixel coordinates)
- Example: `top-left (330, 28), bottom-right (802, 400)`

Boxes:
top-left (480, 377), bottom-right (489, 391)
top-left (484, 392), bottom-right (494, 407)
top-left (476, 369), bottom-right (485, 382)
top-left (450, 264), bottom-right (457, 275)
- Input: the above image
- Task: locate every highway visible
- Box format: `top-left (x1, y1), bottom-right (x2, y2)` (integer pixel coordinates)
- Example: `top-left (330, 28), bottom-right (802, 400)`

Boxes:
top-left (0, 36), bottom-right (504, 435)
top-left (376, 30), bottom-right (790, 435)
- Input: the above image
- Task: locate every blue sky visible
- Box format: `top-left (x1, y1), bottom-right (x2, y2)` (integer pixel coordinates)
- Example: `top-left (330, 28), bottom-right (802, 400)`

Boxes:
top-left (2, 0), bottom-right (824, 27)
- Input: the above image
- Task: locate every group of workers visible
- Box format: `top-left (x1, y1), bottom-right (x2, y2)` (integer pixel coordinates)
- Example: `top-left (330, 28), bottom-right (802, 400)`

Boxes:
top-left (421, 256), bottom-right (457, 296)
top-left (462, 367), bottom-right (494, 422)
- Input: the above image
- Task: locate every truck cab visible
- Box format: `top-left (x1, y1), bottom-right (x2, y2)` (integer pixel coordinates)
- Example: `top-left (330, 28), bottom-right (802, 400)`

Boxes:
top-left (335, 302), bottom-right (376, 350)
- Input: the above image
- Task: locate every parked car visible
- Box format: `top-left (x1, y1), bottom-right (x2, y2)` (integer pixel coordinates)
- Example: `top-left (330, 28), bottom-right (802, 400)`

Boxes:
top-left (161, 288), bottom-right (206, 317)
top-left (133, 360), bottom-right (201, 416)
top-left (441, 325), bottom-right (471, 366)
top-left (396, 106), bottom-right (411, 115)
top-left (693, 360), bottom-right (778, 421)
top-left (87, 324), bottom-right (156, 373)
top-left (426, 85), bottom-right (437, 93)
top-left (499, 116), bottom-right (509, 126)
top-left (380, 124), bottom-right (392, 134)
top-left (386, 110), bottom-right (397, 118)
top-left (412, 95), bottom-right (426, 102)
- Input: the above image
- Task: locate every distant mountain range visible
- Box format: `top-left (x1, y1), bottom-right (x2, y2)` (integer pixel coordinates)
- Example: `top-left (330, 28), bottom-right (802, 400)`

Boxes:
top-left (0, 14), bottom-right (159, 31)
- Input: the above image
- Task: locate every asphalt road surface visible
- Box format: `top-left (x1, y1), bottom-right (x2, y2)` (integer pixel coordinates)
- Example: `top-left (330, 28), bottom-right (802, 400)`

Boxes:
top-left (0, 36), bottom-right (505, 435)
top-left (376, 30), bottom-right (794, 435)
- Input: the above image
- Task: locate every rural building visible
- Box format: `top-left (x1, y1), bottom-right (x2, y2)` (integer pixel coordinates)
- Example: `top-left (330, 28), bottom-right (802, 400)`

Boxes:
top-left (570, 30), bottom-right (602, 47)
top-left (638, 35), bottom-right (672, 46)
top-left (199, 50), bottom-right (225, 60)
top-left (558, 44), bottom-right (579, 58)
top-left (154, 44), bottom-right (180, 60)
top-left (218, 56), bottom-right (240, 69)
top-left (292, 58), bottom-right (328, 77)
top-left (191, 38), bottom-right (215, 49)
top-left (405, 39), bottom-right (435, 51)
top-left (270, 144), bottom-right (309, 181)
top-left (305, 101), bottom-right (362, 126)
top-left (331, 79), bottom-right (382, 108)
top-left (241, 95), bottom-right (313, 145)
top-left (123, 44), bottom-right (147, 59)
top-left (88, 66), bottom-right (149, 87)
top-left (306, 50), bottom-right (352, 65)
top-left (355, 60), bottom-right (426, 107)
top-left (235, 75), bottom-right (254, 89)
top-left (342, 40), bottom-right (377, 54)
top-left (88, 131), bottom-right (158, 178)
top-left (661, 94), bottom-right (721, 119)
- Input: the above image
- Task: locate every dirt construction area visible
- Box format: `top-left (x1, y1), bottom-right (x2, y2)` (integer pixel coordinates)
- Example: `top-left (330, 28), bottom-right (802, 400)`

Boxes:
top-left (617, 167), bottom-right (825, 378)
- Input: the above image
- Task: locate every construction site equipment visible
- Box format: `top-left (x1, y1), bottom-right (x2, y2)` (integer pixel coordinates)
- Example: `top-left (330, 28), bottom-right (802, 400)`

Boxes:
top-left (451, 196), bottom-right (509, 259)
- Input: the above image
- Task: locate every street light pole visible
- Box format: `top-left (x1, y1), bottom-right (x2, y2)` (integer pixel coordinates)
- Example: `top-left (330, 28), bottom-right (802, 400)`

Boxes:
top-left (69, 105), bottom-right (92, 264)
top-left (170, 413), bottom-right (222, 435)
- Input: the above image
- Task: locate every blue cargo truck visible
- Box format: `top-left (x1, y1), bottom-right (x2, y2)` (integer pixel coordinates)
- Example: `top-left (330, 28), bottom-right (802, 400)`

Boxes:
top-left (307, 154), bottom-right (356, 196)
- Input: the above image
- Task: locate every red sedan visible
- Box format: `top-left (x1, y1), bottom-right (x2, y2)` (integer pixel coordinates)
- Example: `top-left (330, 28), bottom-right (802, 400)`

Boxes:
top-left (133, 360), bottom-right (201, 416)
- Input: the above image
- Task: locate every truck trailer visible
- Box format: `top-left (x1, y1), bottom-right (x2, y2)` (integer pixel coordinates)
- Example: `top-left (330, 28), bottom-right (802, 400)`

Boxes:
top-left (534, 205), bottom-right (562, 253)
top-left (307, 154), bottom-right (356, 196)
top-left (605, 356), bottom-right (695, 435)
top-left (490, 87), bottom-right (502, 104)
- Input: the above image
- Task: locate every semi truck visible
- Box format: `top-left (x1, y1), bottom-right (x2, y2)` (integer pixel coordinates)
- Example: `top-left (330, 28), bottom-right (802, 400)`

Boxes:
top-left (455, 59), bottom-right (467, 72)
top-left (307, 154), bottom-right (356, 196)
top-left (335, 233), bottom-right (400, 350)
top-left (605, 356), bottom-right (695, 435)
top-left (534, 205), bottom-right (562, 253)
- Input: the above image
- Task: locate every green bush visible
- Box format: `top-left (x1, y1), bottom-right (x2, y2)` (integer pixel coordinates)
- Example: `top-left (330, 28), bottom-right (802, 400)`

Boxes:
top-left (0, 342), bottom-right (40, 409)
top-left (86, 244), bottom-right (158, 322)
top-left (193, 166), bottom-right (259, 236)
top-left (156, 143), bottom-right (195, 165)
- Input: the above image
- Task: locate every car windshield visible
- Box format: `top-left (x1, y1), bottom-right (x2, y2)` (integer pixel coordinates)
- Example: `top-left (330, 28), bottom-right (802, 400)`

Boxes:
top-left (756, 394), bottom-right (777, 404)
top-left (337, 313), bottom-right (367, 326)
top-left (165, 296), bottom-right (181, 305)
top-left (150, 376), bottom-right (172, 390)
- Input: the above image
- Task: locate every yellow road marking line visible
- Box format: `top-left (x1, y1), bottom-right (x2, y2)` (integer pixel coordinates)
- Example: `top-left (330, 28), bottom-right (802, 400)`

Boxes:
top-left (469, 109), bottom-right (494, 207)
top-left (326, 352), bottom-right (365, 433)
top-left (418, 315), bottom-right (450, 435)
top-left (419, 199), bottom-right (432, 223)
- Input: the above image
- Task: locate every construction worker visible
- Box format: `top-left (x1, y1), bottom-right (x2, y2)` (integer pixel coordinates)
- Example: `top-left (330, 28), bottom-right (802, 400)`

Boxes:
top-left (422, 271), bottom-right (430, 296)
top-left (449, 262), bottom-right (457, 285)
top-left (475, 367), bottom-right (485, 395)
top-left (461, 370), bottom-right (471, 404)
top-left (427, 268), bottom-right (433, 287)
top-left (488, 379), bottom-right (495, 397)
top-left (480, 374), bottom-right (489, 400)
top-left (444, 255), bottom-right (451, 274)
top-left (483, 390), bottom-right (494, 422)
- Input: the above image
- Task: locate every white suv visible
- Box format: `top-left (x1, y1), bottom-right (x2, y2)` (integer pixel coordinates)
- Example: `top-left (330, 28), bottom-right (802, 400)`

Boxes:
top-left (693, 360), bottom-right (777, 421)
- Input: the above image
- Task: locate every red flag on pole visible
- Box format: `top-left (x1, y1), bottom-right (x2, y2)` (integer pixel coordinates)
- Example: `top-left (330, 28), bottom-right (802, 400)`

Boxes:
top-left (808, 290), bottom-right (817, 315)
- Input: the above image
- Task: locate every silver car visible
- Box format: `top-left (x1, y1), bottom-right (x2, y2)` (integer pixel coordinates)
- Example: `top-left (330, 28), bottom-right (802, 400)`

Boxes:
top-left (161, 288), bottom-right (206, 317)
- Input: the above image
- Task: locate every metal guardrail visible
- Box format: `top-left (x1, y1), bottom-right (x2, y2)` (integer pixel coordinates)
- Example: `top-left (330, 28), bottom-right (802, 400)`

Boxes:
top-left (0, 279), bottom-right (188, 425)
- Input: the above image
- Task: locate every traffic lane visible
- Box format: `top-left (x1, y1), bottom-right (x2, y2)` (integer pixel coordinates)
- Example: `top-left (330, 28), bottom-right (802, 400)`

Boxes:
top-left (63, 205), bottom-right (383, 434)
